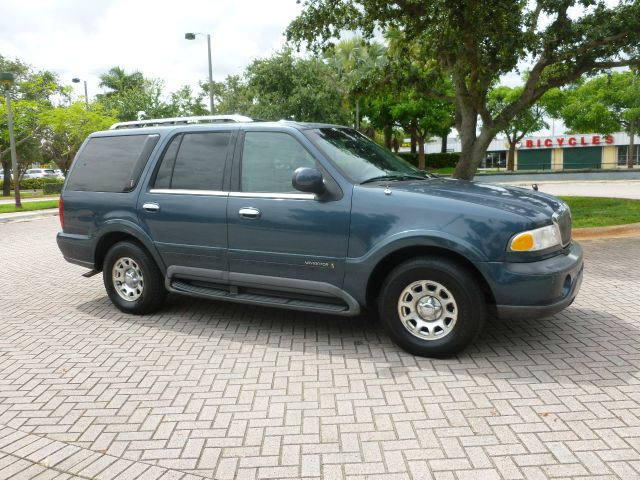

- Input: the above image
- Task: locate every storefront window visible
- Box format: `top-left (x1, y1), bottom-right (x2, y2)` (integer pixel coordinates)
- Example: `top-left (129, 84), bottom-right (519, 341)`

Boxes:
top-left (484, 151), bottom-right (507, 168)
top-left (617, 145), bottom-right (640, 165)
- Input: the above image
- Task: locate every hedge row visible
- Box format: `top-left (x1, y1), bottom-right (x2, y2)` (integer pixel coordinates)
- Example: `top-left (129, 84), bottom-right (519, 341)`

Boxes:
top-left (0, 178), bottom-right (64, 190)
top-left (398, 152), bottom-right (460, 170)
top-left (43, 182), bottom-right (64, 195)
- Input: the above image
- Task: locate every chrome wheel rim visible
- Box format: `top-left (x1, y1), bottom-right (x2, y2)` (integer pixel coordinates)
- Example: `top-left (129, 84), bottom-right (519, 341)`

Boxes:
top-left (112, 257), bottom-right (144, 302)
top-left (397, 280), bottom-right (458, 341)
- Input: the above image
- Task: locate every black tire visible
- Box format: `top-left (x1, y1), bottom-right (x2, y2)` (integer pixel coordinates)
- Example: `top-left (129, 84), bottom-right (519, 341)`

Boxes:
top-left (378, 257), bottom-right (485, 358)
top-left (103, 241), bottom-right (166, 315)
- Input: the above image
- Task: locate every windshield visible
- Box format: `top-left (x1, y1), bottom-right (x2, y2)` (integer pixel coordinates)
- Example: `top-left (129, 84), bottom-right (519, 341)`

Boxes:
top-left (306, 127), bottom-right (428, 184)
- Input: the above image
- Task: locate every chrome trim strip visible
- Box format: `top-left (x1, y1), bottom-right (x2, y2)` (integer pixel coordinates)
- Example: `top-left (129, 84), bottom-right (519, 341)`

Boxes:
top-left (228, 192), bottom-right (315, 200)
top-left (149, 189), bottom-right (228, 196)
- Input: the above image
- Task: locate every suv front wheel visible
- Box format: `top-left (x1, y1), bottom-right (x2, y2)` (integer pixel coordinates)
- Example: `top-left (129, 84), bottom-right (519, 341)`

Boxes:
top-left (378, 257), bottom-right (485, 358)
top-left (103, 241), bottom-right (167, 314)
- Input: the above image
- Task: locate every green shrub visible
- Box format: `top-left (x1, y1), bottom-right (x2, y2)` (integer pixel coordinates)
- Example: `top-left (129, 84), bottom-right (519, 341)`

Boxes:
top-left (398, 152), bottom-right (459, 170)
top-left (43, 182), bottom-right (63, 195)
top-left (0, 177), bottom-right (64, 190)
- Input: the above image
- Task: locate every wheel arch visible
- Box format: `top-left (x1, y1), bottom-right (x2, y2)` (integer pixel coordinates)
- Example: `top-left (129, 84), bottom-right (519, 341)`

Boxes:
top-left (94, 222), bottom-right (166, 274)
top-left (366, 245), bottom-right (496, 311)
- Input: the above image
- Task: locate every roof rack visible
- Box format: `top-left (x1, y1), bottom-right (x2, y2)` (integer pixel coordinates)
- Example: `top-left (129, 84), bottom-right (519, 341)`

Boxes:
top-left (110, 114), bottom-right (254, 130)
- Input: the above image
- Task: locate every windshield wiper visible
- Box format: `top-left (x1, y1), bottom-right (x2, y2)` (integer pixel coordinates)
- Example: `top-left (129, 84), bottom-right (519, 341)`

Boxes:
top-left (360, 174), bottom-right (427, 184)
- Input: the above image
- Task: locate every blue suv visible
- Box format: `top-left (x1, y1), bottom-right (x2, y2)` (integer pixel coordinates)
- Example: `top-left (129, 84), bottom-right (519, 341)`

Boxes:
top-left (57, 118), bottom-right (583, 357)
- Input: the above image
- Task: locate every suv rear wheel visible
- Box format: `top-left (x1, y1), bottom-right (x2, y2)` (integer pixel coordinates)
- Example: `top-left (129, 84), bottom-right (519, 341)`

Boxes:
top-left (103, 241), bottom-right (166, 314)
top-left (378, 257), bottom-right (485, 358)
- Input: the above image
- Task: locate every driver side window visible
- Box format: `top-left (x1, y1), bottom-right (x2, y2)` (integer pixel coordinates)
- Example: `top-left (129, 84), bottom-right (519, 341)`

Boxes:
top-left (241, 132), bottom-right (316, 193)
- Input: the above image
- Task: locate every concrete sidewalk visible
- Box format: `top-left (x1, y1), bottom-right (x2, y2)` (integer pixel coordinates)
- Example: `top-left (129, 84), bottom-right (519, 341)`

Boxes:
top-left (500, 180), bottom-right (640, 199)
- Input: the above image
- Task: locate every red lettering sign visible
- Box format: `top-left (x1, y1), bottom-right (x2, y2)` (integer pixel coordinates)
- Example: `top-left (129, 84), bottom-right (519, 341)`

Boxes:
top-left (605, 135), bottom-right (614, 144)
top-left (592, 135), bottom-right (600, 145)
top-left (557, 138), bottom-right (565, 146)
top-left (536, 139), bottom-right (541, 147)
top-left (568, 137), bottom-right (577, 146)
top-left (580, 137), bottom-right (587, 145)
top-left (525, 139), bottom-right (533, 148)
top-left (544, 139), bottom-right (552, 147)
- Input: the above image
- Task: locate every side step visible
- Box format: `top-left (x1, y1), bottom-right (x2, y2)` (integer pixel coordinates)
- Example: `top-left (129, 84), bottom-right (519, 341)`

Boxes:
top-left (169, 279), bottom-right (355, 315)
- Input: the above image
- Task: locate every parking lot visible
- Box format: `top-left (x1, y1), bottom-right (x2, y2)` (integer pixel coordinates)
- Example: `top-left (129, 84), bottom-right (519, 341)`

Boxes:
top-left (1, 217), bottom-right (639, 480)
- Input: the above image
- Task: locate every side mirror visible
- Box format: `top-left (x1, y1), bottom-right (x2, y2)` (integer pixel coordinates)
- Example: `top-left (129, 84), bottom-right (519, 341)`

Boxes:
top-left (292, 167), bottom-right (325, 195)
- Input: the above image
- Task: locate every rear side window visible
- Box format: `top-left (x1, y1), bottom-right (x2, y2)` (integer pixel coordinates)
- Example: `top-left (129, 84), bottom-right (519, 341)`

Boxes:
top-left (152, 131), bottom-right (231, 191)
top-left (67, 134), bottom-right (159, 192)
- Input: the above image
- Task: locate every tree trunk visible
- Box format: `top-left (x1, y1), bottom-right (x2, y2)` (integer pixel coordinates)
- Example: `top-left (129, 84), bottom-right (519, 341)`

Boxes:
top-left (418, 136), bottom-right (426, 170)
top-left (441, 135), bottom-right (448, 153)
top-left (355, 97), bottom-right (360, 131)
top-left (410, 127), bottom-right (417, 154)
top-left (629, 121), bottom-right (636, 169)
top-left (2, 160), bottom-right (10, 197)
top-left (383, 125), bottom-right (393, 150)
top-left (507, 142), bottom-right (516, 171)
top-left (452, 100), bottom-right (496, 180)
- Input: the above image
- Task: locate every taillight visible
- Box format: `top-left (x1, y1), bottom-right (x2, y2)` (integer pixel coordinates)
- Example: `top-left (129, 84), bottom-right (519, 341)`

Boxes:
top-left (59, 197), bottom-right (64, 230)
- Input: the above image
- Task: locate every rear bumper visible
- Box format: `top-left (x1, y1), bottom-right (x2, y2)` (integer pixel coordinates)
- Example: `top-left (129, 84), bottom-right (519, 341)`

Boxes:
top-left (57, 231), bottom-right (95, 269)
top-left (486, 242), bottom-right (584, 320)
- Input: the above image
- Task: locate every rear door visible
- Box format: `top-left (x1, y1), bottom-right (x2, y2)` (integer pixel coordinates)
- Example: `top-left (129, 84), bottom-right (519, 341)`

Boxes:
top-left (138, 129), bottom-right (234, 271)
top-left (226, 129), bottom-right (351, 286)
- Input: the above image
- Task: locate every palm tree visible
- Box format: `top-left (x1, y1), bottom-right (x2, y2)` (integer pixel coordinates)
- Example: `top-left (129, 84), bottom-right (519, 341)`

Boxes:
top-left (326, 37), bottom-right (387, 129)
top-left (98, 67), bottom-right (145, 97)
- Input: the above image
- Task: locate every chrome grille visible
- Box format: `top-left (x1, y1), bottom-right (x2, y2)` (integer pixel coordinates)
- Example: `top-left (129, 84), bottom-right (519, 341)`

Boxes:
top-left (554, 207), bottom-right (572, 247)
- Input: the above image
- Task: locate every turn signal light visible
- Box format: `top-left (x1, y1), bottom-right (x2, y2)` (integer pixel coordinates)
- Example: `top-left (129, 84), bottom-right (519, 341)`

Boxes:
top-left (510, 232), bottom-right (534, 251)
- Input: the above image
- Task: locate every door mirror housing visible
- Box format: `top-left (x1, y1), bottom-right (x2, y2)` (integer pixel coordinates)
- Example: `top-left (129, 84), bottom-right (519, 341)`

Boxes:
top-left (292, 167), bottom-right (325, 195)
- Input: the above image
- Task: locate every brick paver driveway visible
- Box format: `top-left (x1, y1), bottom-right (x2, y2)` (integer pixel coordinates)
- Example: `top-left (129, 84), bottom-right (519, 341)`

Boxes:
top-left (1, 217), bottom-right (639, 480)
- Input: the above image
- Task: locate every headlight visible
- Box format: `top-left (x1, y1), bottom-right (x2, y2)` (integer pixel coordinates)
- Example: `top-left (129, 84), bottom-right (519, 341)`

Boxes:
top-left (508, 224), bottom-right (561, 252)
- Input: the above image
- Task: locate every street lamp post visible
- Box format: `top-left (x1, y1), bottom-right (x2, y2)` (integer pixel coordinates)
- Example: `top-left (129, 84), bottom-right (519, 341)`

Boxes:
top-left (0, 72), bottom-right (21, 208)
top-left (72, 78), bottom-right (89, 107)
top-left (185, 32), bottom-right (214, 114)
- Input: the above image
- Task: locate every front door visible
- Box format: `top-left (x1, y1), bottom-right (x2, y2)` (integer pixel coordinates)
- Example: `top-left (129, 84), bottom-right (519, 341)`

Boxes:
top-left (227, 130), bottom-right (351, 286)
top-left (138, 130), bottom-right (234, 271)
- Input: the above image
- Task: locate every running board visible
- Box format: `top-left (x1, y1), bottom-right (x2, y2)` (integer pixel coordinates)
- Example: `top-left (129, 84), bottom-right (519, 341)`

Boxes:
top-left (168, 279), bottom-right (357, 316)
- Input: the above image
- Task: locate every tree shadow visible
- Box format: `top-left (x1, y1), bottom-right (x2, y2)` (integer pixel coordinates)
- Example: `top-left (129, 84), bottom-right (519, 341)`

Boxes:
top-left (76, 295), bottom-right (640, 388)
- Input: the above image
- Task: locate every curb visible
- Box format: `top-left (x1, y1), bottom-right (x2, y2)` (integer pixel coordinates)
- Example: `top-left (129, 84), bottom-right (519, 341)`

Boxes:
top-left (573, 222), bottom-right (640, 240)
top-left (0, 209), bottom-right (58, 224)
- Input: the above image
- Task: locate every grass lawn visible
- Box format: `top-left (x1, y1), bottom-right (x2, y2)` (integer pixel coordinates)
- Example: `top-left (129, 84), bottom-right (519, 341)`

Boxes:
top-left (0, 199), bottom-right (59, 214)
top-left (560, 196), bottom-right (640, 228)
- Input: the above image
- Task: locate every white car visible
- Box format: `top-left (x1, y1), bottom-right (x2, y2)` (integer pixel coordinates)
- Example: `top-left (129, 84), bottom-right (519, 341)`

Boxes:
top-left (23, 168), bottom-right (58, 179)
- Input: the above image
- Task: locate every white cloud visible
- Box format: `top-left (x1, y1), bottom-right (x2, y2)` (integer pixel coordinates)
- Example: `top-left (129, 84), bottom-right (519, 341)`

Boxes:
top-left (0, 0), bottom-right (303, 100)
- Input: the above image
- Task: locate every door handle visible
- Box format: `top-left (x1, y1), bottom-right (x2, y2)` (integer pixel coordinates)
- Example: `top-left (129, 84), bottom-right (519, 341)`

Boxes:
top-left (238, 207), bottom-right (261, 219)
top-left (143, 202), bottom-right (160, 212)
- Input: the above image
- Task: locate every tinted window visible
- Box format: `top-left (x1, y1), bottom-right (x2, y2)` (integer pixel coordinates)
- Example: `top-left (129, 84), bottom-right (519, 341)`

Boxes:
top-left (153, 135), bottom-right (181, 189)
top-left (67, 135), bottom-right (159, 192)
top-left (170, 132), bottom-right (231, 190)
top-left (241, 132), bottom-right (316, 193)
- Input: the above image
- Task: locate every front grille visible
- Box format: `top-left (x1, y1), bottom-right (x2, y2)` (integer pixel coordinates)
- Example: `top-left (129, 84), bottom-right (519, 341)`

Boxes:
top-left (555, 207), bottom-right (572, 247)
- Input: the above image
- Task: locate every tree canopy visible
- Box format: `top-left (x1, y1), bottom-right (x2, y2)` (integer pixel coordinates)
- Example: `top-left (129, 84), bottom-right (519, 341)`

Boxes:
top-left (287, 0), bottom-right (640, 179)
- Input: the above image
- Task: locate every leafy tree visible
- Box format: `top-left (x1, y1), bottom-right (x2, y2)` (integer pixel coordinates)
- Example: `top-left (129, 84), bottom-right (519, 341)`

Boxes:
top-left (39, 102), bottom-right (117, 174)
top-left (242, 49), bottom-right (350, 123)
top-left (0, 54), bottom-right (64, 195)
top-left (211, 75), bottom-right (253, 115)
top-left (488, 85), bottom-right (548, 171)
top-left (555, 70), bottom-right (640, 168)
top-left (391, 92), bottom-right (454, 169)
top-left (166, 85), bottom-right (208, 117)
top-left (287, 0), bottom-right (640, 179)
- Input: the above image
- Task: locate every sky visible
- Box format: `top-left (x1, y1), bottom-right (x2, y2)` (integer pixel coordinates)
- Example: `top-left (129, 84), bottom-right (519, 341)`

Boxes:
top-left (0, 0), bottom-right (304, 100)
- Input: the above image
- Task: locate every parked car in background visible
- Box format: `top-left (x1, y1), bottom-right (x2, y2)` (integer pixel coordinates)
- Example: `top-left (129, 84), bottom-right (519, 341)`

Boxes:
top-left (23, 168), bottom-right (58, 179)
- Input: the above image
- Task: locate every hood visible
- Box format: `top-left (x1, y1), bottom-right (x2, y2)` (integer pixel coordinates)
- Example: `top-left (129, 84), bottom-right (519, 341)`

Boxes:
top-left (381, 178), bottom-right (564, 223)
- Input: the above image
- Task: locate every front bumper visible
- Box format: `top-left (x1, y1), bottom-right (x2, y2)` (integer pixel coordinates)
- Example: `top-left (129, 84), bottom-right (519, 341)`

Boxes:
top-left (484, 241), bottom-right (584, 320)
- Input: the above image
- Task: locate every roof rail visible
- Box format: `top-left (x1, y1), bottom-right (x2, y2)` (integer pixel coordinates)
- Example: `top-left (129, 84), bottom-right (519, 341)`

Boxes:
top-left (110, 114), bottom-right (254, 130)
